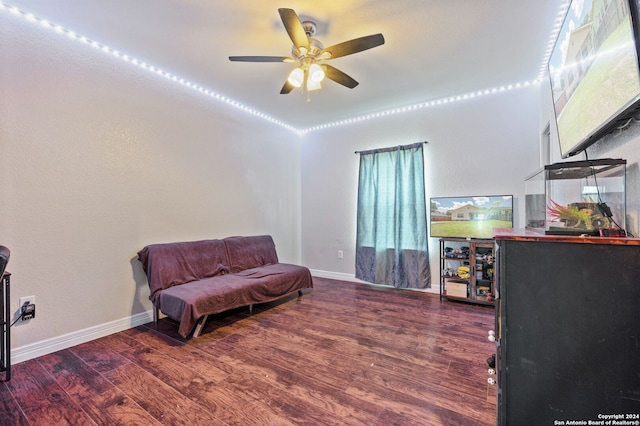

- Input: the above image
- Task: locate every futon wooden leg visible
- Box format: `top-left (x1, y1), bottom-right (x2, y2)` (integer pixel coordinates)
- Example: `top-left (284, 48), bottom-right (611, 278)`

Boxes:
top-left (153, 307), bottom-right (159, 323)
top-left (249, 304), bottom-right (253, 314)
top-left (192, 315), bottom-right (208, 338)
top-left (298, 290), bottom-right (303, 297)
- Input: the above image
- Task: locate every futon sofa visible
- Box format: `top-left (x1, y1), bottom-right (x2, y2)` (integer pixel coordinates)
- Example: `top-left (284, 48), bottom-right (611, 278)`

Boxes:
top-left (137, 235), bottom-right (313, 338)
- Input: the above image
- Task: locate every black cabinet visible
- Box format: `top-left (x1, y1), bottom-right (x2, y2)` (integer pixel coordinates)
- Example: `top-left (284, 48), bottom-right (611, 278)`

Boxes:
top-left (494, 232), bottom-right (640, 424)
top-left (0, 271), bottom-right (9, 381)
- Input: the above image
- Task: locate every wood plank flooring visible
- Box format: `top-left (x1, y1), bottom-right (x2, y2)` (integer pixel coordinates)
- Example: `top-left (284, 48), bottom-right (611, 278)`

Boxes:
top-left (1, 277), bottom-right (497, 425)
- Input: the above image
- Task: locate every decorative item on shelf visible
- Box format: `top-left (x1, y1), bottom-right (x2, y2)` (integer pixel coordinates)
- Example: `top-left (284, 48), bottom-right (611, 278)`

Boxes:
top-left (477, 286), bottom-right (491, 295)
top-left (483, 256), bottom-right (494, 280)
top-left (483, 266), bottom-right (493, 280)
top-left (457, 265), bottom-right (470, 279)
top-left (446, 281), bottom-right (468, 298)
top-left (444, 267), bottom-right (458, 277)
top-left (547, 199), bottom-right (610, 232)
top-left (444, 246), bottom-right (469, 258)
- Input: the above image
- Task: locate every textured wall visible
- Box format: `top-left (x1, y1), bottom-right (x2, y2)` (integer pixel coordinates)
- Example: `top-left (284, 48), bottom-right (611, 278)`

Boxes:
top-left (0, 17), bottom-right (301, 348)
top-left (300, 86), bottom-right (542, 288)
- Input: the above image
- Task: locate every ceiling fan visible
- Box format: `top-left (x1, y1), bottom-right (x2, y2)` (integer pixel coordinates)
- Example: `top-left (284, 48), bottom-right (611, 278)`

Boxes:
top-left (229, 8), bottom-right (385, 95)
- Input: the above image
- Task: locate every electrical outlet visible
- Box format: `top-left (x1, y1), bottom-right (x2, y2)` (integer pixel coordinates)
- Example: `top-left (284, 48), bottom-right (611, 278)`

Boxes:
top-left (19, 295), bottom-right (35, 308)
top-left (22, 303), bottom-right (35, 320)
top-left (337, 250), bottom-right (344, 259)
top-left (19, 295), bottom-right (36, 321)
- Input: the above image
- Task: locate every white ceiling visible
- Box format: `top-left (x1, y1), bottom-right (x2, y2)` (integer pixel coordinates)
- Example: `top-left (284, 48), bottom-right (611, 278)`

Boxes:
top-left (8, 0), bottom-right (564, 129)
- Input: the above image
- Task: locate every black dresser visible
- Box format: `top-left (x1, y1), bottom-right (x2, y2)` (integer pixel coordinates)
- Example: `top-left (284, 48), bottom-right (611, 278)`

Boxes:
top-left (493, 229), bottom-right (640, 424)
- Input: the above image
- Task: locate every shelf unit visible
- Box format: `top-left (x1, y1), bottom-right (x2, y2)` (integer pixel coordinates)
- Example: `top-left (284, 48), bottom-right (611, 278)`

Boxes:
top-left (439, 238), bottom-right (494, 306)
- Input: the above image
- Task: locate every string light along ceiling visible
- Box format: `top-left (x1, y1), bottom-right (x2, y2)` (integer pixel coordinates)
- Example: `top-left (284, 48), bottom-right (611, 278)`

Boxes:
top-left (0, 2), bottom-right (569, 135)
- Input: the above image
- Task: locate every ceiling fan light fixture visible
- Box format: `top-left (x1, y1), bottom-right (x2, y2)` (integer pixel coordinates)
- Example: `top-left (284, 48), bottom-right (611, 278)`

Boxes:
top-left (307, 78), bottom-right (321, 91)
top-left (287, 67), bottom-right (304, 88)
top-left (309, 63), bottom-right (325, 83)
top-left (229, 8), bottom-right (385, 98)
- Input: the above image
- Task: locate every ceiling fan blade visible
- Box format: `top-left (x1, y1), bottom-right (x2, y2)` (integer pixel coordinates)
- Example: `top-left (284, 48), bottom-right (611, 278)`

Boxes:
top-left (323, 64), bottom-right (359, 89)
top-left (229, 56), bottom-right (293, 63)
top-left (278, 8), bottom-right (309, 50)
top-left (280, 80), bottom-right (295, 94)
top-left (320, 33), bottom-right (385, 59)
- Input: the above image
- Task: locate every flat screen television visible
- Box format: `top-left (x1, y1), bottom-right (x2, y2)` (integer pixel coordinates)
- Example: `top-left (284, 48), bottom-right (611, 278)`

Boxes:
top-left (430, 195), bottom-right (513, 239)
top-left (548, 0), bottom-right (640, 158)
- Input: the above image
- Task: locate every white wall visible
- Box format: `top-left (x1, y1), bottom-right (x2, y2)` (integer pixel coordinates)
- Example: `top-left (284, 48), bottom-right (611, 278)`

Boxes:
top-left (300, 86), bottom-right (542, 289)
top-left (1, 17), bottom-right (301, 351)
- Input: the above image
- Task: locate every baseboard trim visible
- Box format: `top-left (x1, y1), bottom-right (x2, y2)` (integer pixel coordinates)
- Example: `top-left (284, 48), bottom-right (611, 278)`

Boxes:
top-left (310, 269), bottom-right (437, 294)
top-left (309, 269), bottom-right (369, 283)
top-left (11, 310), bottom-right (153, 365)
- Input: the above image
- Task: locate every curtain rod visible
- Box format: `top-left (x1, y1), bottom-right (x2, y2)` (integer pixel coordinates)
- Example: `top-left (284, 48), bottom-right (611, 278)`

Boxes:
top-left (354, 141), bottom-right (428, 154)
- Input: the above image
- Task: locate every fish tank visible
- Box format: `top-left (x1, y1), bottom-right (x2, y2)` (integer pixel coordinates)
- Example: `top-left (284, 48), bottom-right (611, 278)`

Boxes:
top-left (524, 168), bottom-right (546, 231)
top-left (525, 159), bottom-right (627, 236)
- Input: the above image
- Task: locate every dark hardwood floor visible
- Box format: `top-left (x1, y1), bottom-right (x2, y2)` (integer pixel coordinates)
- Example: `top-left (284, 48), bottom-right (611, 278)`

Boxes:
top-left (0, 277), bottom-right (496, 425)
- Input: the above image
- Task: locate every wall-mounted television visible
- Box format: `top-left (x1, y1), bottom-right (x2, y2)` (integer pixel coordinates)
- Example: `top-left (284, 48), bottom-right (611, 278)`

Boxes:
top-left (549, 0), bottom-right (640, 158)
top-left (430, 195), bottom-right (513, 239)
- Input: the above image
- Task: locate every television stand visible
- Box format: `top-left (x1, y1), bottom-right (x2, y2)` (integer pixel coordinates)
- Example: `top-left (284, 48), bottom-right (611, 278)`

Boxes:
top-left (439, 238), bottom-right (495, 306)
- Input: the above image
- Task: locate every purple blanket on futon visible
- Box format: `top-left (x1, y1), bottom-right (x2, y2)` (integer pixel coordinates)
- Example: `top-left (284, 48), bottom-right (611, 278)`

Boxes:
top-left (138, 235), bottom-right (313, 337)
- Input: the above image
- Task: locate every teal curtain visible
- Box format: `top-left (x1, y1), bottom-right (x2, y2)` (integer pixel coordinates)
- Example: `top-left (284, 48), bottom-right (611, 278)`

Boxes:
top-left (355, 143), bottom-right (430, 289)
